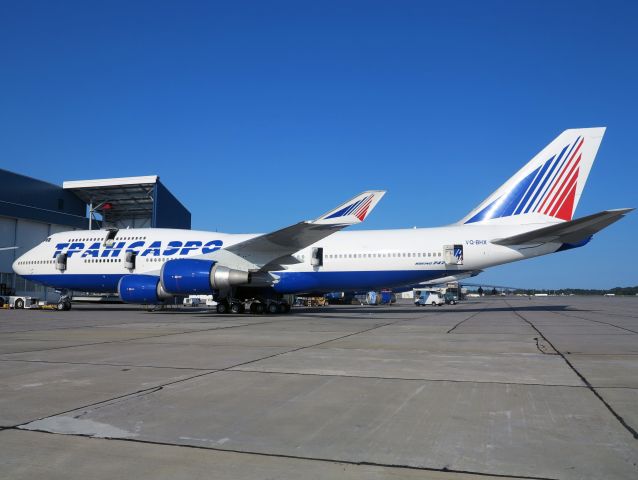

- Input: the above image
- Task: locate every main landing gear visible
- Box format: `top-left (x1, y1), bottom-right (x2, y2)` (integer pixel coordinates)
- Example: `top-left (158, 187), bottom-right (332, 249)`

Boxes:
top-left (249, 302), bottom-right (264, 314)
top-left (215, 298), bottom-right (290, 315)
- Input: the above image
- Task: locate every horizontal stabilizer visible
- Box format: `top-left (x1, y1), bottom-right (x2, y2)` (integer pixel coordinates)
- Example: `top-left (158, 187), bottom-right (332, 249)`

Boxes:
top-left (492, 208), bottom-right (633, 246)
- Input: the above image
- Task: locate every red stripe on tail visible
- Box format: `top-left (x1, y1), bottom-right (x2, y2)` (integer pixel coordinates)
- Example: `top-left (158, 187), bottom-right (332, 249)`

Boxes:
top-left (354, 197), bottom-right (374, 221)
top-left (550, 165), bottom-right (580, 219)
top-left (539, 138), bottom-right (583, 214)
top-left (554, 180), bottom-right (578, 221)
top-left (544, 153), bottom-right (581, 216)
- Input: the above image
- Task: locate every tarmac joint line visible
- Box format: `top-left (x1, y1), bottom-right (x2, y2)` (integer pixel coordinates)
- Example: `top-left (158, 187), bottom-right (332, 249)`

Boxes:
top-left (11, 312), bottom-right (429, 431)
top-left (4, 427), bottom-right (561, 480)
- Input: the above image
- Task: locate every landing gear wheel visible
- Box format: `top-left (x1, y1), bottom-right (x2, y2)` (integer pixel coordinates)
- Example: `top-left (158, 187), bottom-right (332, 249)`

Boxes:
top-left (251, 302), bottom-right (264, 314)
top-left (14, 298), bottom-right (24, 309)
top-left (64, 301), bottom-right (72, 311)
top-left (56, 301), bottom-right (66, 311)
top-left (282, 303), bottom-right (291, 313)
top-left (230, 303), bottom-right (243, 314)
top-left (267, 302), bottom-right (279, 314)
top-left (216, 302), bottom-right (229, 314)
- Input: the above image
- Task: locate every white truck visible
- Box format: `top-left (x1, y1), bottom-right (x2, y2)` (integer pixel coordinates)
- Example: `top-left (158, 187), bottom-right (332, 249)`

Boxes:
top-left (414, 290), bottom-right (444, 306)
top-left (184, 295), bottom-right (217, 307)
top-left (183, 297), bottom-right (202, 307)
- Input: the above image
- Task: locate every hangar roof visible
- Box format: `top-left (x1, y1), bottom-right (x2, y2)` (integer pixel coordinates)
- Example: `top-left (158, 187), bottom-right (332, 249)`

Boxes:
top-left (63, 175), bottom-right (159, 191)
top-left (63, 176), bottom-right (157, 223)
top-left (63, 175), bottom-right (190, 229)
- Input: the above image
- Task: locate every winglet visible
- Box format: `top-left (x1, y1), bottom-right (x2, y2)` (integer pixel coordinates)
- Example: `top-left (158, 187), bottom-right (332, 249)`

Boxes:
top-left (313, 190), bottom-right (386, 225)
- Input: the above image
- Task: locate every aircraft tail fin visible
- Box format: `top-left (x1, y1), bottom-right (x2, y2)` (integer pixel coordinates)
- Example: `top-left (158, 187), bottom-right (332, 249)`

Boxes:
top-left (459, 128), bottom-right (606, 225)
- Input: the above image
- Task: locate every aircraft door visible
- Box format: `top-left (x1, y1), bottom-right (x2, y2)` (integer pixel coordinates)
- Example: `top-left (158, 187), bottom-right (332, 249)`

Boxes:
top-left (56, 253), bottom-right (67, 271)
top-left (444, 245), bottom-right (463, 265)
top-left (104, 228), bottom-right (119, 247)
top-left (125, 251), bottom-right (137, 270)
top-left (311, 247), bottom-right (323, 267)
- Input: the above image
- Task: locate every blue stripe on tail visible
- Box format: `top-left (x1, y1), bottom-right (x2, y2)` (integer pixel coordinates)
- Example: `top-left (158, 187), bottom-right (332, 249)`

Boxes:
top-left (465, 165), bottom-right (540, 223)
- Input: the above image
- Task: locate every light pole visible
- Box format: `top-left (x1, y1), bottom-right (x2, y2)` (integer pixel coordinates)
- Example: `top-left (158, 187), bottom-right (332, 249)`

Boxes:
top-left (88, 201), bottom-right (111, 230)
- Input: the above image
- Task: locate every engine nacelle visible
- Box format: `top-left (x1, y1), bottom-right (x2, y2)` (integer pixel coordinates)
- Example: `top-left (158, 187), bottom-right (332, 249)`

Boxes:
top-left (118, 274), bottom-right (173, 304)
top-left (210, 264), bottom-right (252, 290)
top-left (160, 259), bottom-right (250, 295)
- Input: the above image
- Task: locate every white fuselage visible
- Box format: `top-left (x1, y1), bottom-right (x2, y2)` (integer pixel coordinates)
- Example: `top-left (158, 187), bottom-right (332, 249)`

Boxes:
top-left (12, 224), bottom-right (560, 295)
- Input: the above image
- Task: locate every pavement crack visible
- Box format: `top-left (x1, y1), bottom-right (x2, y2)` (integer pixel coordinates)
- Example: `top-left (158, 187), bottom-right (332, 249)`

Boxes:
top-left (505, 300), bottom-right (638, 440)
top-left (72, 386), bottom-right (165, 419)
top-left (13, 369), bottom-right (221, 430)
top-left (447, 311), bottom-right (481, 333)
top-left (533, 336), bottom-right (557, 355)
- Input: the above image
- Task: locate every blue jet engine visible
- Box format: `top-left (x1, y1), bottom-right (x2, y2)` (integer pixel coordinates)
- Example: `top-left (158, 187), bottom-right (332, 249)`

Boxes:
top-left (118, 274), bottom-right (173, 304)
top-left (160, 259), bottom-right (251, 295)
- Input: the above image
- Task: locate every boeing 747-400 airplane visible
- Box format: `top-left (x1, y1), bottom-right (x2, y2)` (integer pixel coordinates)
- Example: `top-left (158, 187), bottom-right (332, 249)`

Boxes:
top-left (12, 128), bottom-right (632, 312)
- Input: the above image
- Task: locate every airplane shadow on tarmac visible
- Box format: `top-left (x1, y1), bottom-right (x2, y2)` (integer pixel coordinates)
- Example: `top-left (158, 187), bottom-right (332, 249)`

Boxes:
top-left (65, 303), bottom-right (583, 316)
top-left (310, 305), bottom-right (577, 314)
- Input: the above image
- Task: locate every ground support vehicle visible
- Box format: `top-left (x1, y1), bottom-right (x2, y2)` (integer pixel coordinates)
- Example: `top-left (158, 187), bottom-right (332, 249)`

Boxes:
top-left (415, 291), bottom-right (444, 306)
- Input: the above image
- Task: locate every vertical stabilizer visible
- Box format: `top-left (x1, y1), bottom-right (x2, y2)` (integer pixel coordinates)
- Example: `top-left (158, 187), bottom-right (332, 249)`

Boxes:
top-left (459, 128), bottom-right (605, 225)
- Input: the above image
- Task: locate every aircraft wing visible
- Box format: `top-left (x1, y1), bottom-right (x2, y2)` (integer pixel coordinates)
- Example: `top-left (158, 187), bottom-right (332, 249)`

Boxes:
top-left (492, 208), bottom-right (633, 246)
top-left (226, 190), bottom-right (386, 269)
top-left (416, 270), bottom-right (483, 286)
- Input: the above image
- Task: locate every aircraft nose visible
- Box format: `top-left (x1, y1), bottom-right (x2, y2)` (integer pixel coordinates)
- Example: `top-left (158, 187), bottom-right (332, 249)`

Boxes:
top-left (12, 254), bottom-right (24, 275)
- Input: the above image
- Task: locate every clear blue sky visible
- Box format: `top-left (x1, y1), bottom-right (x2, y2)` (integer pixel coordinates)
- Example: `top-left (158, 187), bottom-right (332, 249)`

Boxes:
top-left (1, 0), bottom-right (636, 289)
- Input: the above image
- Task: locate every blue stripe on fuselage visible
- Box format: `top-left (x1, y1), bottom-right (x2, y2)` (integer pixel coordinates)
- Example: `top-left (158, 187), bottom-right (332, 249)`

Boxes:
top-left (23, 269), bottom-right (468, 295)
top-left (272, 270), bottom-right (469, 294)
top-left (23, 274), bottom-right (125, 292)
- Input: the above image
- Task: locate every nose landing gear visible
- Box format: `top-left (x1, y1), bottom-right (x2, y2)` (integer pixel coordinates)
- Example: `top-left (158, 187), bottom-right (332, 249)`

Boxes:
top-left (56, 290), bottom-right (72, 311)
